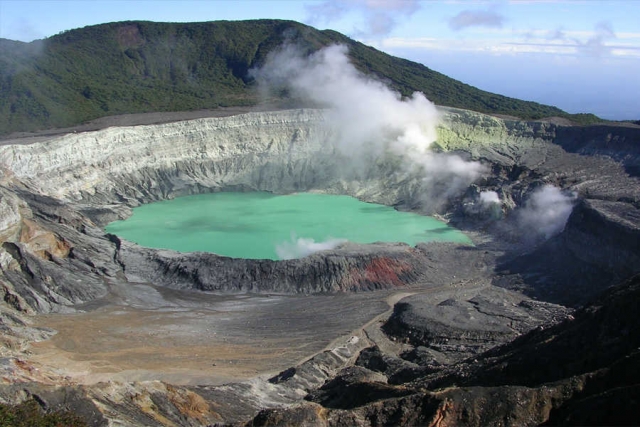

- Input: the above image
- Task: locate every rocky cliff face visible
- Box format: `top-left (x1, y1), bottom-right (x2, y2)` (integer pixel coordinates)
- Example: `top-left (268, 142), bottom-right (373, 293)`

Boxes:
top-left (0, 109), bottom-right (333, 204)
top-left (0, 107), bottom-right (638, 425)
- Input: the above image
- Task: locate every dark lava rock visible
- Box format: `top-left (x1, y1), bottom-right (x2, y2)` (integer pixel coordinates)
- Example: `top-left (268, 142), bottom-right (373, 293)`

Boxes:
top-left (424, 273), bottom-right (640, 389)
top-left (553, 123), bottom-right (640, 177)
top-left (544, 382), bottom-right (640, 426)
top-left (119, 240), bottom-right (433, 294)
top-left (382, 286), bottom-right (570, 363)
top-left (249, 402), bottom-right (328, 427)
top-left (246, 274), bottom-right (640, 427)
top-left (304, 366), bottom-right (412, 410)
top-left (355, 346), bottom-right (432, 384)
top-left (497, 198), bottom-right (640, 306)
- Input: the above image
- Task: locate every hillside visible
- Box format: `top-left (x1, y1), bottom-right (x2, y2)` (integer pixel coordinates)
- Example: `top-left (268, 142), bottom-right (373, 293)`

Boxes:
top-left (0, 19), bottom-right (600, 135)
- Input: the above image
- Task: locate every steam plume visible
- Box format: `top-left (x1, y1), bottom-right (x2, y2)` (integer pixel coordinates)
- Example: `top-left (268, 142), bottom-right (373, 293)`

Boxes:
top-left (479, 190), bottom-right (500, 205)
top-left (251, 44), bottom-right (484, 210)
top-left (276, 234), bottom-right (347, 260)
top-left (518, 185), bottom-right (576, 240)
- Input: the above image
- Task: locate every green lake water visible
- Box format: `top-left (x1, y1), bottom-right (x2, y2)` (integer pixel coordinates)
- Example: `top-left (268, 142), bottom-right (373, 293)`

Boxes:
top-left (105, 192), bottom-right (472, 260)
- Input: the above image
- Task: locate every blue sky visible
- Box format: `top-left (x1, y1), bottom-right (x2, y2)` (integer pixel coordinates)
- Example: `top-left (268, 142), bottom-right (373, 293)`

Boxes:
top-left (1, 0), bottom-right (638, 120)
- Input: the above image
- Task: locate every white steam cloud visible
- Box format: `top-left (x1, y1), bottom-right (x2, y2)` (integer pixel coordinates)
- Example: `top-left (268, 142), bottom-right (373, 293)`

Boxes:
top-left (479, 190), bottom-right (500, 205)
top-left (518, 185), bottom-right (576, 240)
top-left (276, 234), bottom-right (347, 260)
top-left (251, 44), bottom-right (484, 210)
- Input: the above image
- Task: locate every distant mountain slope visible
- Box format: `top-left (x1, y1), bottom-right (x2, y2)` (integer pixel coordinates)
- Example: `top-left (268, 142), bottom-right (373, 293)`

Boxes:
top-left (0, 19), bottom-right (600, 135)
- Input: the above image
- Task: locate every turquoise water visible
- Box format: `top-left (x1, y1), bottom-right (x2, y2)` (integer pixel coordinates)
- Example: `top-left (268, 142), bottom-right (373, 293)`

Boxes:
top-left (105, 192), bottom-right (472, 260)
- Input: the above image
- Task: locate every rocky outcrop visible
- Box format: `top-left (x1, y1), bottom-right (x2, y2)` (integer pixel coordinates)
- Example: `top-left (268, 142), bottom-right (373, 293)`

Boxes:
top-left (0, 109), bottom-right (333, 204)
top-left (119, 240), bottom-right (429, 293)
top-left (420, 274), bottom-right (640, 391)
top-left (554, 123), bottom-right (640, 176)
top-left (382, 286), bottom-right (570, 363)
top-left (247, 274), bottom-right (640, 427)
top-left (497, 198), bottom-right (640, 305)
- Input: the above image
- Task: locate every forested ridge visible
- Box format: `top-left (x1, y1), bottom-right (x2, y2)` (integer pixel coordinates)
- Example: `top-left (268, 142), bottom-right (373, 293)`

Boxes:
top-left (0, 19), bottom-right (601, 135)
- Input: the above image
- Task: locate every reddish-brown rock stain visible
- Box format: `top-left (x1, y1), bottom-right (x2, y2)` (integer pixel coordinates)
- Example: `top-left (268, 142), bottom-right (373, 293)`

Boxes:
top-left (346, 257), bottom-right (413, 290)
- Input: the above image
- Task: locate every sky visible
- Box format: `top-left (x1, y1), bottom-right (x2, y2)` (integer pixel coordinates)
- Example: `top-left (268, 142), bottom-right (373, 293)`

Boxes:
top-left (0, 0), bottom-right (638, 120)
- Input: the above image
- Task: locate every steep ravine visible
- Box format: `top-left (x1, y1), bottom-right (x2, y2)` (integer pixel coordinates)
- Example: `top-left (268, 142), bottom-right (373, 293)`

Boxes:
top-left (0, 108), bottom-right (638, 425)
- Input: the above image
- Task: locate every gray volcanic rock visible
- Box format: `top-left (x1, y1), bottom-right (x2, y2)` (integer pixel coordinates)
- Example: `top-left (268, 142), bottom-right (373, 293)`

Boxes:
top-left (118, 240), bottom-right (430, 293)
top-left (248, 275), bottom-right (640, 427)
top-left (0, 187), bottom-right (121, 313)
top-left (421, 274), bottom-right (640, 390)
top-left (553, 123), bottom-right (640, 176)
top-left (382, 286), bottom-right (570, 364)
top-left (496, 198), bottom-right (640, 305)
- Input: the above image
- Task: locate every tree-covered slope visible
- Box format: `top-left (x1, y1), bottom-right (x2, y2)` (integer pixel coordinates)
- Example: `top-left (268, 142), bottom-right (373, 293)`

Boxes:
top-left (0, 19), bottom-right (600, 135)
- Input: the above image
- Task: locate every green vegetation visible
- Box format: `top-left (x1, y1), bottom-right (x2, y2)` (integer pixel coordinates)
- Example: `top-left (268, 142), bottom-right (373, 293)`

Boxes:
top-left (0, 19), bottom-right (603, 135)
top-left (0, 399), bottom-right (87, 426)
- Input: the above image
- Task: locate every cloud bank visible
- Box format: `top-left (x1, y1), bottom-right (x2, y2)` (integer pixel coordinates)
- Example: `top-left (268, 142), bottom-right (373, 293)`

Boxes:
top-left (251, 43), bottom-right (485, 210)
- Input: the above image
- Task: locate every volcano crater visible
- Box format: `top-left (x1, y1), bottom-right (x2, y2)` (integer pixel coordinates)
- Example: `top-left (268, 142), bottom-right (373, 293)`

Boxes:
top-left (0, 107), bottom-right (639, 424)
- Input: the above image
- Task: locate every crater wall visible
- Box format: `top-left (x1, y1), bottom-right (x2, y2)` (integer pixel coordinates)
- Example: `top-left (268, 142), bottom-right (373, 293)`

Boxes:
top-left (0, 108), bottom-right (639, 312)
top-left (0, 109), bottom-right (333, 205)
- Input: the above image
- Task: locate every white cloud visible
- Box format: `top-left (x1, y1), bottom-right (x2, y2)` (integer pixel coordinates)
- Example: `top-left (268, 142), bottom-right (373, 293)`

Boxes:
top-left (376, 36), bottom-right (579, 55)
top-left (578, 20), bottom-right (616, 56)
top-left (305, 0), bottom-right (421, 37)
top-left (374, 24), bottom-right (640, 59)
top-left (448, 9), bottom-right (506, 31)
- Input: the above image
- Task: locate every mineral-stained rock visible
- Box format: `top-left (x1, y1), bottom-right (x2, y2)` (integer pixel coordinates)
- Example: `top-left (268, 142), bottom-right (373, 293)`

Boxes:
top-left (117, 240), bottom-right (431, 293)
